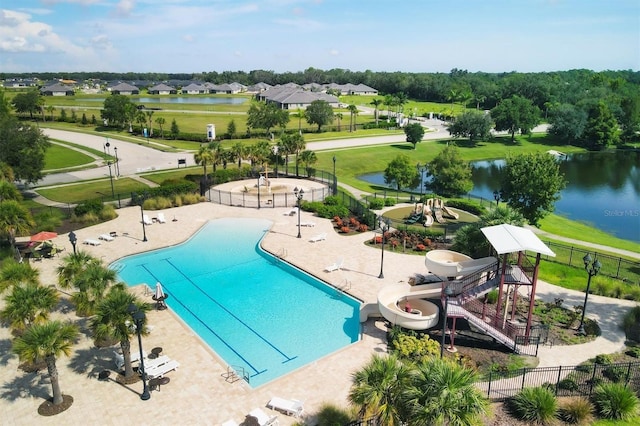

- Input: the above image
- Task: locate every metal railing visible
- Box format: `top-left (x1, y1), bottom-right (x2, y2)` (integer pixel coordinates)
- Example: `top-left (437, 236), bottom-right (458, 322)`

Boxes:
top-left (480, 361), bottom-right (640, 400)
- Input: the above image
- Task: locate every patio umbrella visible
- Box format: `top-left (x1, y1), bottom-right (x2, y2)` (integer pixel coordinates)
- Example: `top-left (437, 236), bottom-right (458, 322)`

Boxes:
top-left (152, 282), bottom-right (168, 310)
top-left (30, 231), bottom-right (58, 242)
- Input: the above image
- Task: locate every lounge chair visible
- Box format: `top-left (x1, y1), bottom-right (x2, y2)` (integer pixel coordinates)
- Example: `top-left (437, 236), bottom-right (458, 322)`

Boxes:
top-left (325, 258), bottom-right (343, 273)
top-left (113, 350), bottom-right (147, 370)
top-left (247, 408), bottom-right (279, 426)
top-left (141, 355), bottom-right (171, 372)
top-left (309, 232), bottom-right (327, 243)
top-left (145, 359), bottom-right (180, 379)
top-left (99, 234), bottom-right (115, 241)
top-left (267, 396), bottom-right (304, 418)
top-left (143, 215), bottom-right (153, 225)
top-left (157, 213), bottom-right (167, 223)
top-left (284, 207), bottom-right (298, 216)
top-left (83, 239), bottom-right (101, 246)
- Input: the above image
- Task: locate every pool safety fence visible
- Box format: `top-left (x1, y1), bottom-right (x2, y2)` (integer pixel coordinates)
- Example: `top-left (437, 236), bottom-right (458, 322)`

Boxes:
top-left (479, 360), bottom-right (640, 401)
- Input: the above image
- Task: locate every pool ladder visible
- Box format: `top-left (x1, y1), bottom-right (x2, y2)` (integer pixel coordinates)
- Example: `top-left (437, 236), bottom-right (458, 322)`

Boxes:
top-left (276, 248), bottom-right (287, 259)
top-left (222, 365), bottom-right (250, 384)
top-left (336, 279), bottom-right (351, 295)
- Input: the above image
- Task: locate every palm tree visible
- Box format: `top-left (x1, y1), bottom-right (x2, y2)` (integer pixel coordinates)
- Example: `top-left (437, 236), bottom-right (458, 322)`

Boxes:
top-left (289, 133), bottom-right (306, 176)
top-left (294, 108), bottom-right (305, 133)
top-left (57, 251), bottom-right (99, 290)
top-left (370, 98), bottom-right (383, 125)
top-left (394, 92), bottom-right (408, 117)
top-left (349, 354), bottom-right (413, 425)
top-left (13, 320), bottom-right (79, 406)
top-left (231, 142), bottom-right (246, 168)
top-left (0, 260), bottom-right (40, 294)
top-left (383, 94), bottom-right (395, 119)
top-left (135, 111), bottom-right (147, 134)
top-left (91, 288), bottom-right (149, 379)
top-left (0, 180), bottom-right (22, 201)
top-left (299, 150), bottom-right (317, 176)
top-left (155, 116), bottom-right (166, 138)
top-left (194, 144), bottom-right (214, 179)
top-left (1, 282), bottom-right (58, 332)
top-left (145, 110), bottom-right (154, 136)
top-left (334, 112), bottom-right (343, 131)
top-left (46, 105), bottom-right (56, 121)
top-left (71, 263), bottom-right (119, 317)
top-left (279, 134), bottom-right (296, 176)
top-left (403, 357), bottom-right (488, 426)
top-left (347, 104), bottom-right (358, 132)
top-left (0, 200), bottom-right (35, 248)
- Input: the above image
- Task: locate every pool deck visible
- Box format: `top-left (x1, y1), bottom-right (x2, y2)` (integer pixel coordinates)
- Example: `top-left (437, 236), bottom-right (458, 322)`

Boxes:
top-left (2, 183), bottom-right (637, 425)
top-left (1, 190), bottom-right (418, 425)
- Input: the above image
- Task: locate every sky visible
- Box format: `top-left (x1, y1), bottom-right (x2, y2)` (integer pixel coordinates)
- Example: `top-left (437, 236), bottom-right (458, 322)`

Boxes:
top-left (1, 0), bottom-right (639, 75)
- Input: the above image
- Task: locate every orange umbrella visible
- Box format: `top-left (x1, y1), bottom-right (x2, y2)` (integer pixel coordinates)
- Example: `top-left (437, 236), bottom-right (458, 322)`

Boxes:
top-left (30, 231), bottom-right (58, 242)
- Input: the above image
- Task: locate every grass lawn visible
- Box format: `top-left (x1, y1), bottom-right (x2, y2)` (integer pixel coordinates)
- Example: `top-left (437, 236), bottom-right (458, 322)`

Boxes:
top-left (44, 143), bottom-right (94, 170)
top-left (140, 167), bottom-right (201, 184)
top-left (37, 178), bottom-right (149, 203)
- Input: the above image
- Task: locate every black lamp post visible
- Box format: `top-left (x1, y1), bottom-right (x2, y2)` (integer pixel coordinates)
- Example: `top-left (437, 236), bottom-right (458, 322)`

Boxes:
top-left (140, 205), bottom-right (148, 242)
top-left (378, 216), bottom-right (391, 279)
top-left (294, 187), bottom-right (304, 238)
top-left (127, 304), bottom-right (150, 401)
top-left (577, 253), bottom-right (602, 335)
top-left (493, 189), bottom-right (501, 206)
top-left (440, 285), bottom-right (454, 358)
top-left (107, 161), bottom-right (115, 199)
top-left (332, 155), bottom-right (337, 195)
top-left (105, 140), bottom-right (111, 157)
top-left (114, 146), bottom-right (120, 176)
top-left (68, 231), bottom-right (77, 255)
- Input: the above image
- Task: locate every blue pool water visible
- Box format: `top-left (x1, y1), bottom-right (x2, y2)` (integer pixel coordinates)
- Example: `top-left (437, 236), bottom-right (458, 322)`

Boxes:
top-left (114, 218), bottom-right (361, 387)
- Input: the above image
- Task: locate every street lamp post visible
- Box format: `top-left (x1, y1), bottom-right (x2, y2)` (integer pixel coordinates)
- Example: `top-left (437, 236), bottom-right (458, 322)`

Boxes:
top-left (114, 147), bottom-right (120, 176)
top-left (127, 304), bottom-right (150, 401)
top-left (105, 140), bottom-right (110, 157)
top-left (493, 190), bottom-right (501, 206)
top-left (107, 161), bottom-right (115, 199)
top-left (378, 216), bottom-right (391, 279)
top-left (577, 254), bottom-right (602, 335)
top-left (332, 155), bottom-right (337, 195)
top-left (68, 231), bottom-right (77, 255)
top-left (294, 187), bottom-right (304, 238)
top-left (273, 145), bottom-right (279, 178)
top-left (140, 205), bottom-right (148, 242)
top-left (440, 285), bottom-right (454, 358)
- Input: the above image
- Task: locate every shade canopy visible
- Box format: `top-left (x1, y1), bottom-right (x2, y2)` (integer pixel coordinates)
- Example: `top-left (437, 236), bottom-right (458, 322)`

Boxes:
top-left (481, 224), bottom-right (555, 257)
top-left (154, 282), bottom-right (166, 300)
top-left (30, 231), bottom-right (58, 242)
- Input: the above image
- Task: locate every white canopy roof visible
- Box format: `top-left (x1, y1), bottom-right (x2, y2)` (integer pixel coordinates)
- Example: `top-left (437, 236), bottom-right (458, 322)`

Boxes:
top-left (481, 224), bottom-right (556, 257)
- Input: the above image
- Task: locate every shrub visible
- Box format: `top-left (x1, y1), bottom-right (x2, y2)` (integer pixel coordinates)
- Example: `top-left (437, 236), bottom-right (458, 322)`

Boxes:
top-left (34, 209), bottom-right (63, 231)
top-left (391, 331), bottom-right (440, 360)
top-left (315, 402), bottom-right (354, 426)
top-left (155, 196), bottom-right (173, 209)
top-left (595, 354), bottom-right (613, 365)
top-left (142, 198), bottom-right (158, 210)
top-left (303, 201), bottom-right (323, 213)
top-left (74, 199), bottom-right (103, 216)
top-left (558, 378), bottom-right (579, 391)
top-left (485, 289), bottom-right (499, 304)
top-left (622, 306), bottom-right (640, 341)
top-left (173, 195), bottom-right (183, 207)
top-left (592, 383), bottom-right (639, 420)
top-left (509, 386), bottom-right (558, 425)
top-left (316, 204), bottom-right (349, 219)
top-left (625, 346), bottom-right (640, 358)
top-left (558, 397), bottom-right (594, 424)
top-left (357, 224), bottom-right (368, 232)
top-left (445, 198), bottom-right (485, 216)
top-left (98, 204), bottom-right (117, 221)
top-left (415, 244), bottom-right (426, 251)
top-left (368, 198), bottom-right (384, 210)
top-left (322, 195), bottom-right (340, 206)
top-left (181, 193), bottom-right (202, 205)
top-left (339, 226), bottom-right (350, 234)
top-left (384, 197), bottom-right (396, 206)
top-left (603, 366), bottom-right (626, 382)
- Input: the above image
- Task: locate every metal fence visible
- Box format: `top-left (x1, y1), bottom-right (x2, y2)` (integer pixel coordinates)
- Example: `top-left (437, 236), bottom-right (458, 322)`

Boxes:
top-left (480, 360), bottom-right (640, 400)
top-left (538, 240), bottom-right (639, 285)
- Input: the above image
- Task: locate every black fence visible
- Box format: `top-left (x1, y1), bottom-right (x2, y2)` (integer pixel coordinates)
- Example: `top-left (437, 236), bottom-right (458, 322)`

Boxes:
top-left (538, 240), bottom-right (639, 285)
top-left (480, 361), bottom-right (640, 401)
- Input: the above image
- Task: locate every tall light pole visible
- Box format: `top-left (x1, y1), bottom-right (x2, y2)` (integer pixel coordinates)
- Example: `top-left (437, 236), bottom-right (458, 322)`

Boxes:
top-left (114, 146), bottom-right (120, 176)
top-left (273, 145), bottom-right (279, 178)
top-left (107, 161), bottom-right (115, 199)
top-left (140, 205), bottom-right (148, 242)
top-left (378, 216), bottom-right (391, 279)
top-left (332, 155), bottom-right (337, 195)
top-left (105, 140), bottom-right (111, 157)
top-left (577, 253), bottom-right (602, 335)
top-left (440, 285), bottom-right (453, 358)
top-left (127, 304), bottom-right (150, 401)
top-left (294, 187), bottom-right (304, 238)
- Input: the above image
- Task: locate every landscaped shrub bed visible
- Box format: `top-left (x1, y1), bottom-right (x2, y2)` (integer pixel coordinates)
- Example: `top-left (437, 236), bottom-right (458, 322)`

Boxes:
top-left (364, 229), bottom-right (443, 252)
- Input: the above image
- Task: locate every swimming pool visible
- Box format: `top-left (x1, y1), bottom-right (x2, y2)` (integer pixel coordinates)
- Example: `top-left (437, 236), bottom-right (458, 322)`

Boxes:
top-left (114, 218), bottom-right (361, 387)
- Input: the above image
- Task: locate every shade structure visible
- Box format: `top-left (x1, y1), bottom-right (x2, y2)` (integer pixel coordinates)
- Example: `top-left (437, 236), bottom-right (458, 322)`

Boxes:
top-left (30, 231), bottom-right (58, 242)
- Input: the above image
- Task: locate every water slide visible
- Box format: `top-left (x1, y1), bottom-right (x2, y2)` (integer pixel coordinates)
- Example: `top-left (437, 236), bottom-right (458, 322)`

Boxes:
top-left (442, 205), bottom-right (459, 220)
top-left (376, 282), bottom-right (442, 330)
top-left (425, 250), bottom-right (497, 278)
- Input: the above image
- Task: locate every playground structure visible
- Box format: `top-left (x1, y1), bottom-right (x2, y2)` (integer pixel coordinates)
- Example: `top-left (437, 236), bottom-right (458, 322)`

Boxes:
top-left (404, 198), bottom-right (460, 226)
top-left (374, 224), bottom-right (556, 355)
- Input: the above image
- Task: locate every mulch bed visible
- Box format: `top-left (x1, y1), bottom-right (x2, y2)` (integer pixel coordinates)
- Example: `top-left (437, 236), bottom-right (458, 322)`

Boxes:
top-left (38, 395), bottom-right (74, 416)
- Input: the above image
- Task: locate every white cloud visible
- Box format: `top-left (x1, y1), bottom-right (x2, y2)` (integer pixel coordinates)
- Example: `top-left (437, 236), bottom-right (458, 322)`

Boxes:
top-left (329, 49), bottom-right (339, 56)
top-left (91, 34), bottom-right (112, 50)
top-left (113, 0), bottom-right (136, 18)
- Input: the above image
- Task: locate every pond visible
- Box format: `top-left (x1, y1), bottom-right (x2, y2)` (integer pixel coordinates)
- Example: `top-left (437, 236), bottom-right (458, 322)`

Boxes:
top-left (82, 97), bottom-right (247, 105)
top-left (358, 151), bottom-right (640, 243)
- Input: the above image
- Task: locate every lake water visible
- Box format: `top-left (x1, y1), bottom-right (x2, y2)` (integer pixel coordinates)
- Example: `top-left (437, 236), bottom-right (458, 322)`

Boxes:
top-left (358, 151), bottom-right (640, 243)
top-left (83, 97), bottom-right (247, 105)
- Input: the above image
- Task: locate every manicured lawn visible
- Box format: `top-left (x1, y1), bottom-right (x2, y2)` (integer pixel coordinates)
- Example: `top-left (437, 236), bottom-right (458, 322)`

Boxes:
top-left (140, 167), bottom-right (201, 184)
top-left (44, 143), bottom-right (94, 170)
top-left (37, 178), bottom-right (149, 203)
